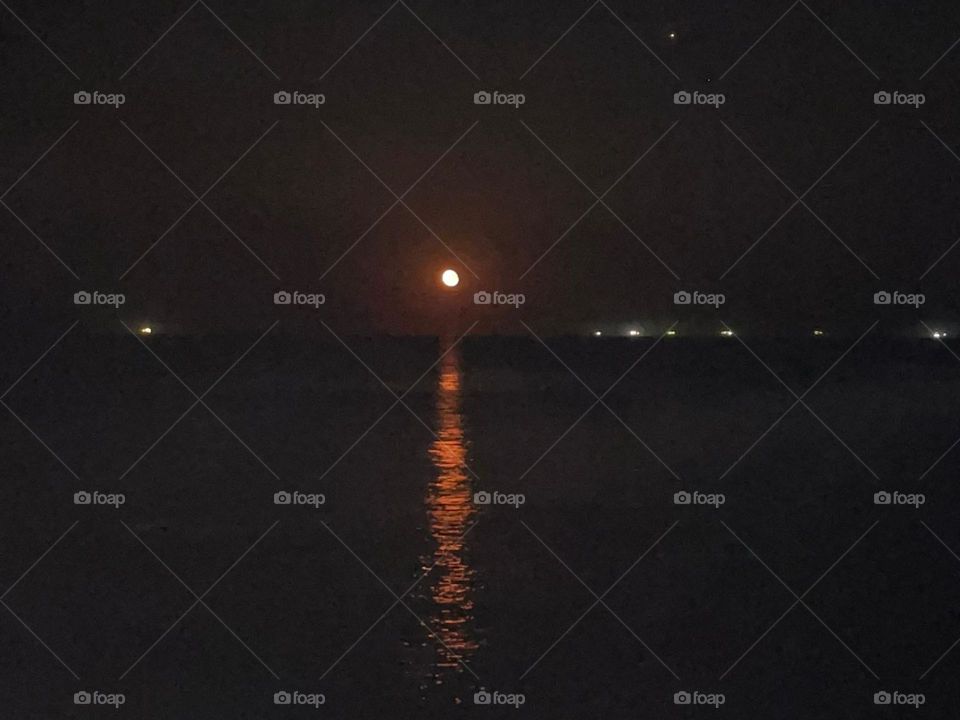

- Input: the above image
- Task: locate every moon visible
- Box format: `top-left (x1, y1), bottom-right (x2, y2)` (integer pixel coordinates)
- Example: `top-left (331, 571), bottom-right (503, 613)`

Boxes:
top-left (441, 269), bottom-right (460, 287)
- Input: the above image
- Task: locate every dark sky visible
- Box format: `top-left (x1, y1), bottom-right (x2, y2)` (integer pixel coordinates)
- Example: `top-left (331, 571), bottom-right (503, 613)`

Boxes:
top-left (2, 0), bottom-right (960, 335)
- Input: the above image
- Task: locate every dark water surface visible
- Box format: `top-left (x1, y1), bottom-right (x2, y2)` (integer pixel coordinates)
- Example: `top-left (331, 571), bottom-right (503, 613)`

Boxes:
top-left (2, 334), bottom-right (960, 717)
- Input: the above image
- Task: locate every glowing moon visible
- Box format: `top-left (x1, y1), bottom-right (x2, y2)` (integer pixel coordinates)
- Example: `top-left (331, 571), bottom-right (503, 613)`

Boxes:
top-left (441, 269), bottom-right (460, 287)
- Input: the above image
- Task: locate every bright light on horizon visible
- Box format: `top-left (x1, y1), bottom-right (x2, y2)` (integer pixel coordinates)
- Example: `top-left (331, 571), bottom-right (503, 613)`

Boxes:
top-left (441, 269), bottom-right (460, 288)
top-left (628, 329), bottom-right (640, 337)
top-left (139, 326), bottom-right (152, 335)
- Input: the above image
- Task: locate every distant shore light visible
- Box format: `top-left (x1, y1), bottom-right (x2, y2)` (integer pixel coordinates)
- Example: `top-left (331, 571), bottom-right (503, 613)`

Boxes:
top-left (666, 329), bottom-right (677, 336)
top-left (593, 330), bottom-right (602, 337)
top-left (628, 329), bottom-right (640, 337)
top-left (139, 326), bottom-right (152, 335)
top-left (813, 329), bottom-right (824, 336)
top-left (933, 331), bottom-right (946, 339)
top-left (720, 329), bottom-right (734, 337)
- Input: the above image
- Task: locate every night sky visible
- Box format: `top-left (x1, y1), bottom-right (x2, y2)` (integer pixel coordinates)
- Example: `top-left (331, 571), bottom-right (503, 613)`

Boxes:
top-left (3, 0), bottom-right (960, 337)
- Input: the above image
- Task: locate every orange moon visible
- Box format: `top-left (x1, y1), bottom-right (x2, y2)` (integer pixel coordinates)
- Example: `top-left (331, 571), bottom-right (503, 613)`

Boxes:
top-left (441, 269), bottom-right (460, 287)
